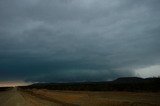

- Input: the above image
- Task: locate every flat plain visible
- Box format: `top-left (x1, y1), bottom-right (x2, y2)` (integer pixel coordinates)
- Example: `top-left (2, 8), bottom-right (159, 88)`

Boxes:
top-left (0, 87), bottom-right (160, 106)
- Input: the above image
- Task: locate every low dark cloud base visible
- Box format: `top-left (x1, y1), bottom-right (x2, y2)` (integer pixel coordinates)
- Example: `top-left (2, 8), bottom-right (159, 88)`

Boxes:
top-left (0, 0), bottom-right (160, 82)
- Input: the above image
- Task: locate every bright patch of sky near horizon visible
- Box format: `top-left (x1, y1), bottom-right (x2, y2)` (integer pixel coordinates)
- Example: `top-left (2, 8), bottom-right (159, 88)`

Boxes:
top-left (135, 65), bottom-right (160, 78)
top-left (0, 81), bottom-right (32, 87)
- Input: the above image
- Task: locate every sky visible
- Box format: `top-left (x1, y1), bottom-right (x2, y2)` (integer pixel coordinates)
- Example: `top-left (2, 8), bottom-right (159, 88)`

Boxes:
top-left (0, 0), bottom-right (160, 84)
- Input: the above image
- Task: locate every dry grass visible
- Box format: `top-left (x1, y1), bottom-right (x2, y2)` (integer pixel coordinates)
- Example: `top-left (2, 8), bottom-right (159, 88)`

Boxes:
top-left (27, 89), bottom-right (160, 106)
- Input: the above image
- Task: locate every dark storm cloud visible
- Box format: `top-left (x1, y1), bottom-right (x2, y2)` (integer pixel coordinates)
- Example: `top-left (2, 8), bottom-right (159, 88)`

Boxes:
top-left (0, 0), bottom-right (160, 82)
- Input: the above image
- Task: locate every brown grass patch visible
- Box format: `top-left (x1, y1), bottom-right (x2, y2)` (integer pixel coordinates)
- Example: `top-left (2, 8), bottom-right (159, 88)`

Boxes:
top-left (25, 89), bottom-right (160, 106)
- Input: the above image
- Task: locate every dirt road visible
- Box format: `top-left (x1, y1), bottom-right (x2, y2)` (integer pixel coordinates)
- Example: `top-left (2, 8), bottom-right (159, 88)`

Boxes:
top-left (0, 88), bottom-right (61, 106)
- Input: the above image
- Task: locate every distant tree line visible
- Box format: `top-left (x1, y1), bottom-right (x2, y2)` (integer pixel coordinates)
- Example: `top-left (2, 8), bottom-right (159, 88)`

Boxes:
top-left (19, 77), bottom-right (160, 92)
top-left (0, 87), bottom-right (13, 91)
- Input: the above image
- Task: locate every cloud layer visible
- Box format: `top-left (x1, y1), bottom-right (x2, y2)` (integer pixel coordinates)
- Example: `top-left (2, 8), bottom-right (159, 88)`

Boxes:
top-left (0, 0), bottom-right (160, 82)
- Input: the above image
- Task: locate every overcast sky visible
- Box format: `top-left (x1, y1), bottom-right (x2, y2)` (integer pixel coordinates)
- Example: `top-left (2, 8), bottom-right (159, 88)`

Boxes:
top-left (0, 0), bottom-right (160, 83)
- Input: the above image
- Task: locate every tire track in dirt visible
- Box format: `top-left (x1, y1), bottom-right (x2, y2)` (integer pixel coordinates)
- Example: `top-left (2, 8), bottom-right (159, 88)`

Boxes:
top-left (20, 90), bottom-right (79, 106)
top-left (20, 91), bottom-right (61, 106)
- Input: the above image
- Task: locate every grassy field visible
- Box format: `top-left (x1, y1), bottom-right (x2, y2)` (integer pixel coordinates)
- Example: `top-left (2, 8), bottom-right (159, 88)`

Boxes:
top-left (25, 89), bottom-right (160, 106)
top-left (18, 77), bottom-right (160, 105)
